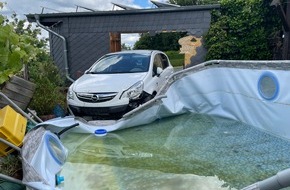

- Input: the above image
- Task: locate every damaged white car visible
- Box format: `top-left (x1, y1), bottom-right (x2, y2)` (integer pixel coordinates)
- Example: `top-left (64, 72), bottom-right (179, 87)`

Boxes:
top-left (67, 50), bottom-right (174, 119)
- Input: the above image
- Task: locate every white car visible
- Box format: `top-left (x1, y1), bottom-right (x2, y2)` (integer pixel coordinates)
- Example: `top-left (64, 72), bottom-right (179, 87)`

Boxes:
top-left (67, 50), bottom-right (174, 119)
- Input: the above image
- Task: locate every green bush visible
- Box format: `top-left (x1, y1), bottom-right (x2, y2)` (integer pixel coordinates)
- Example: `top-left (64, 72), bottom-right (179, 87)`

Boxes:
top-left (28, 57), bottom-right (66, 116)
top-left (134, 32), bottom-right (187, 51)
top-left (204, 0), bottom-right (281, 60)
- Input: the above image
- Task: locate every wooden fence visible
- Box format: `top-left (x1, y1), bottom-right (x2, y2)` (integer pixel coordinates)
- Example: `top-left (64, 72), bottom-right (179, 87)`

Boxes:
top-left (0, 76), bottom-right (36, 110)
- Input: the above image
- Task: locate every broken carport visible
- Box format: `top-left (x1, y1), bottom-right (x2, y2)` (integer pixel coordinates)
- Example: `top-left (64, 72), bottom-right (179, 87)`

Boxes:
top-left (26, 3), bottom-right (220, 80)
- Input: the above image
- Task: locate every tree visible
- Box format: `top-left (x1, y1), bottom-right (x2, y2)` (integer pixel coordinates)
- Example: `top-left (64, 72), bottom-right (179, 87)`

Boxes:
top-left (168, 0), bottom-right (219, 5)
top-left (168, 0), bottom-right (198, 5)
top-left (121, 43), bottom-right (131, 50)
top-left (204, 0), bottom-right (281, 60)
top-left (0, 2), bottom-right (66, 115)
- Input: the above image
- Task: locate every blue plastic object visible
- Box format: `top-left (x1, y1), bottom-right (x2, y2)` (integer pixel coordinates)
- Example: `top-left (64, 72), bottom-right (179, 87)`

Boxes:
top-left (53, 104), bottom-right (65, 117)
top-left (45, 134), bottom-right (66, 165)
top-left (95, 129), bottom-right (107, 136)
top-left (56, 174), bottom-right (64, 186)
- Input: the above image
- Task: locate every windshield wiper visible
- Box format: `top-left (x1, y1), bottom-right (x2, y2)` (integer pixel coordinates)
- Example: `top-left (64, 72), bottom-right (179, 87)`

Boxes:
top-left (87, 71), bottom-right (97, 74)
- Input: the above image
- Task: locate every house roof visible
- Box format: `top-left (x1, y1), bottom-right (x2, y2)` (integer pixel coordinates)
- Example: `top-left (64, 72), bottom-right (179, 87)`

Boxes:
top-left (26, 4), bottom-right (220, 23)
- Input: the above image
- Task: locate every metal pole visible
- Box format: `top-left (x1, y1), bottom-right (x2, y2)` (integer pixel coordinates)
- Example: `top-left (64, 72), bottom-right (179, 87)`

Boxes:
top-left (0, 174), bottom-right (23, 185)
top-left (242, 168), bottom-right (290, 190)
top-left (0, 138), bottom-right (21, 152)
top-left (0, 92), bottom-right (38, 125)
top-left (0, 173), bottom-right (42, 190)
top-left (27, 108), bottom-right (43, 123)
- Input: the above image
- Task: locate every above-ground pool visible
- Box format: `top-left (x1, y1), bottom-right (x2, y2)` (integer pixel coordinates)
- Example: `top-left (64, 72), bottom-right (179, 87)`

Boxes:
top-left (59, 113), bottom-right (290, 190)
top-left (31, 60), bottom-right (290, 189)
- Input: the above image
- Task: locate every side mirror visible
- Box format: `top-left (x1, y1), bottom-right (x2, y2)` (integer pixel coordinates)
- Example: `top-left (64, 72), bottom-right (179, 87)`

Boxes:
top-left (156, 67), bottom-right (163, 76)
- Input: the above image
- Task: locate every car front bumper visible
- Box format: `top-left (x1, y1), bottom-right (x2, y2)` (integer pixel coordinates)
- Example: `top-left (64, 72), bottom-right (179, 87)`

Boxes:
top-left (68, 104), bottom-right (128, 118)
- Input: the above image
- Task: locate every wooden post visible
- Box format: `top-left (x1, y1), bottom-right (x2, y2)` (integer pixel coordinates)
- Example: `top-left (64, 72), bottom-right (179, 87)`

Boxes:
top-left (271, 0), bottom-right (290, 59)
top-left (110, 32), bottom-right (121, 52)
top-left (283, 1), bottom-right (290, 59)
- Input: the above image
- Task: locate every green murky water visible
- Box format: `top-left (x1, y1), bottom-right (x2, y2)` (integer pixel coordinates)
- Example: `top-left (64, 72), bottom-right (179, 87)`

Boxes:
top-left (60, 113), bottom-right (290, 190)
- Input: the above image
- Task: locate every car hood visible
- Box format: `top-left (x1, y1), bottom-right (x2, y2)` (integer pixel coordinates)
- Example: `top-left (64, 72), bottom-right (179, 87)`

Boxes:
top-left (72, 73), bottom-right (147, 93)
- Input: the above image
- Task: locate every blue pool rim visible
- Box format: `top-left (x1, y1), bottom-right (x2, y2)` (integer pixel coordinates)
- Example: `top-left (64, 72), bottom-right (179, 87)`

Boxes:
top-left (45, 134), bottom-right (66, 165)
top-left (257, 71), bottom-right (279, 101)
top-left (95, 129), bottom-right (107, 136)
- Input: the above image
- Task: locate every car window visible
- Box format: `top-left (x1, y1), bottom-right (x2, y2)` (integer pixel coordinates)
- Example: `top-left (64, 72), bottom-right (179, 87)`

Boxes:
top-left (153, 54), bottom-right (162, 76)
top-left (153, 53), bottom-right (169, 76)
top-left (160, 54), bottom-right (169, 69)
top-left (89, 53), bottom-right (150, 74)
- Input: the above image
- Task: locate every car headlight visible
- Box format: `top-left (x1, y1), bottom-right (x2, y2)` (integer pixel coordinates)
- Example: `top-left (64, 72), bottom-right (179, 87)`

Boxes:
top-left (67, 89), bottom-right (74, 100)
top-left (121, 81), bottom-right (144, 100)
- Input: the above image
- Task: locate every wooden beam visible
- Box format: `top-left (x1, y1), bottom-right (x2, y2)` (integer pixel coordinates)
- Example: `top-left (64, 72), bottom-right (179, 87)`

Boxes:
top-left (282, 1), bottom-right (290, 59)
top-left (110, 32), bottom-right (121, 52)
top-left (272, 0), bottom-right (290, 59)
top-left (271, 0), bottom-right (289, 31)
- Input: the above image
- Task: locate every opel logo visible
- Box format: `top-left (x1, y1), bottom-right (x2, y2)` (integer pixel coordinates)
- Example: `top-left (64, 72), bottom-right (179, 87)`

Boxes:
top-left (91, 94), bottom-right (99, 101)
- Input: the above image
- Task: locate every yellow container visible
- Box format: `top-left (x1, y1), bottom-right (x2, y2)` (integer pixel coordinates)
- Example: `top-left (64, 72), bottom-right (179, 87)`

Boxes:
top-left (0, 105), bottom-right (27, 156)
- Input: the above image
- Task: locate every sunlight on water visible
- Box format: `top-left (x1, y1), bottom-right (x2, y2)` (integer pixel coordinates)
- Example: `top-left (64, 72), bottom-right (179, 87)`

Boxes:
top-left (60, 113), bottom-right (290, 190)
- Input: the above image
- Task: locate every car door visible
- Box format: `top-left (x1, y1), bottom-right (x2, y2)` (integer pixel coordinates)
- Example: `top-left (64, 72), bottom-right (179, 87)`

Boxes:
top-left (146, 52), bottom-right (173, 94)
top-left (158, 53), bottom-right (173, 86)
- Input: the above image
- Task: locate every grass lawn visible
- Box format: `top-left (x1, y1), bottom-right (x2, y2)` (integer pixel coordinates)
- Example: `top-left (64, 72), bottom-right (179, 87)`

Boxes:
top-left (165, 50), bottom-right (184, 67)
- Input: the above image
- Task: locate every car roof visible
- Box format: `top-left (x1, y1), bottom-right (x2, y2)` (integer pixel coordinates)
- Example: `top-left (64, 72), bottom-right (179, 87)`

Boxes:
top-left (106, 50), bottom-right (161, 56)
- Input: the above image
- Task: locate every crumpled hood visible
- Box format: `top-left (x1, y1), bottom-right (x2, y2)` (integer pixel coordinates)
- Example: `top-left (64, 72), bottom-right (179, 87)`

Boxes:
top-left (72, 73), bottom-right (147, 93)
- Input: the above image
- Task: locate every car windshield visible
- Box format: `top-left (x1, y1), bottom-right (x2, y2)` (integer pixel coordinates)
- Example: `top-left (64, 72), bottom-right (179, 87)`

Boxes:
top-left (89, 53), bottom-right (151, 74)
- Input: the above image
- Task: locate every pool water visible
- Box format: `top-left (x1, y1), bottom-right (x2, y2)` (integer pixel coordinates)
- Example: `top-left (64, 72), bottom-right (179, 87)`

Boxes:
top-left (60, 113), bottom-right (290, 190)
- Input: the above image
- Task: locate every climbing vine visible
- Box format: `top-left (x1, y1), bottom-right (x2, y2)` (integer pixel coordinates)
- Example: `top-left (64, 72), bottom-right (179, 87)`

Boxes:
top-left (0, 2), bottom-right (42, 84)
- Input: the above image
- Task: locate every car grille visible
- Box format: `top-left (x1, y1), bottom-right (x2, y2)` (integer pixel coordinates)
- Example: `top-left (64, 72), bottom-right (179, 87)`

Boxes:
top-left (68, 105), bottom-right (128, 119)
top-left (76, 92), bottom-right (118, 103)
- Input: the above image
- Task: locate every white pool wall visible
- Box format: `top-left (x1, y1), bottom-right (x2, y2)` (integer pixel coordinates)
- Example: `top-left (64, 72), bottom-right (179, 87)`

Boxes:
top-left (157, 60), bottom-right (290, 140)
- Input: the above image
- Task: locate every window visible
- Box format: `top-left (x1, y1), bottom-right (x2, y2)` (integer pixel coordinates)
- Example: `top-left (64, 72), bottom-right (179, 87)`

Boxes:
top-left (258, 72), bottom-right (279, 101)
top-left (152, 53), bottom-right (169, 76)
top-left (153, 54), bottom-right (163, 68)
top-left (160, 53), bottom-right (169, 69)
top-left (153, 54), bottom-right (163, 76)
top-left (90, 53), bottom-right (150, 74)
